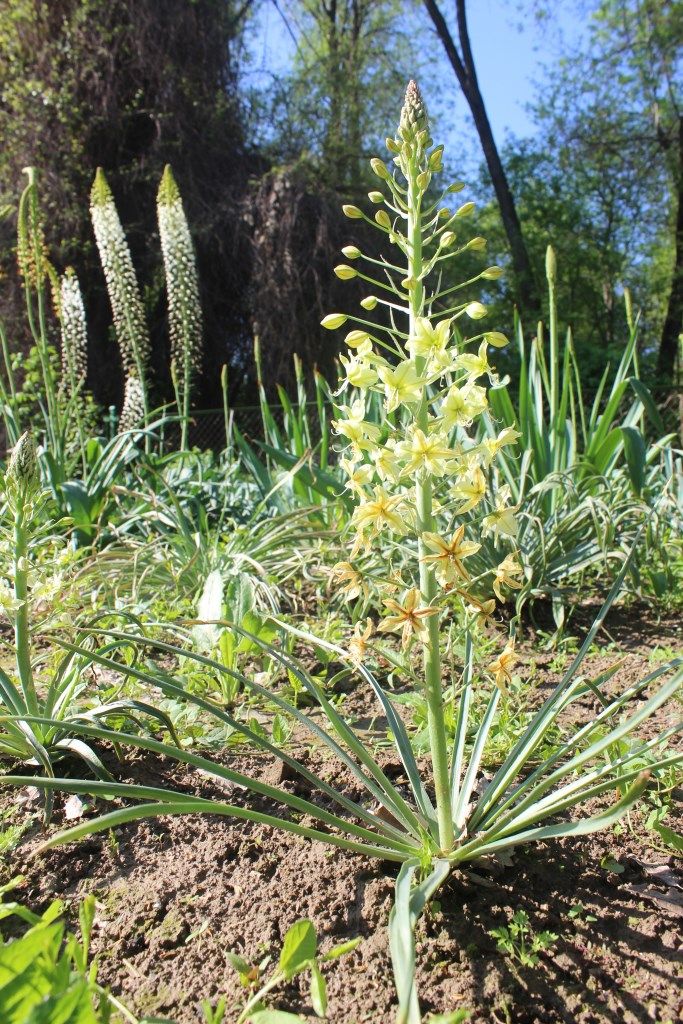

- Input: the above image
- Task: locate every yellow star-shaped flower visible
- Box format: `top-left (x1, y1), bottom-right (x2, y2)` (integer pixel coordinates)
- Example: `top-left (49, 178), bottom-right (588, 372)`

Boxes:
top-left (492, 554), bottom-right (524, 602)
top-left (488, 639), bottom-right (516, 695)
top-left (420, 525), bottom-right (481, 585)
top-left (377, 360), bottom-right (424, 412)
top-left (377, 588), bottom-right (439, 649)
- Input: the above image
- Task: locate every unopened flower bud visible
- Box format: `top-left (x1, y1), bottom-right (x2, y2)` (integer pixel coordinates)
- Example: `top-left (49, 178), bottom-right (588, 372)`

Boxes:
top-left (375, 210), bottom-right (391, 229)
top-left (7, 431), bottom-right (38, 496)
top-left (416, 171), bottom-right (431, 190)
top-left (334, 264), bottom-right (358, 280)
top-left (345, 330), bottom-right (370, 348)
top-left (342, 245), bottom-right (361, 259)
top-left (455, 201), bottom-right (475, 218)
top-left (438, 208), bottom-right (451, 219)
top-left (428, 146), bottom-right (444, 171)
top-left (467, 236), bottom-right (487, 251)
top-left (360, 296), bottom-right (378, 310)
top-left (402, 276), bottom-right (416, 290)
top-left (439, 231), bottom-right (456, 248)
top-left (546, 245), bottom-right (556, 282)
top-left (485, 332), bottom-right (509, 348)
top-left (370, 158), bottom-right (390, 179)
top-left (343, 205), bottom-right (363, 219)
top-left (385, 137), bottom-right (400, 153)
top-left (447, 182), bottom-right (465, 193)
top-left (368, 191), bottom-right (384, 204)
top-left (482, 266), bottom-right (503, 280)
top-left (465, 301), bottom-right (487, 320)
top-left (321, 313), bottom-right (348, 330)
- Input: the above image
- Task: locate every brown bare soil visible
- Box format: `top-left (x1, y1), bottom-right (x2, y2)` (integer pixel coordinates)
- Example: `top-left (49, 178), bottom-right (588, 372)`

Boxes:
top-left (3, 604), bottom-right (682, 1024)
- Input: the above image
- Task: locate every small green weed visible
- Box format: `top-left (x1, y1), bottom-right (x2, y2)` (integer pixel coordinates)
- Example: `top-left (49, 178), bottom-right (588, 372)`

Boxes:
top-left (226, 918), bottom-right (361, 1022)
top-left (567, 904), bottom-right (597, 923)
top-left (489, 909), bottom-right (558, 967)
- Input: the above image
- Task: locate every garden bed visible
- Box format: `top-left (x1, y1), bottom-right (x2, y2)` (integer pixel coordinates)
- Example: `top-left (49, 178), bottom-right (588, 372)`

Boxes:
top-left (3, 605), bottom-right (682, 1024)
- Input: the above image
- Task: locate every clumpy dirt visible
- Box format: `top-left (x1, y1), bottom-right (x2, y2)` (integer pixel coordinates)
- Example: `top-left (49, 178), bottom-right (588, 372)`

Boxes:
top-left (2, 604), bottom-right (683, 1024)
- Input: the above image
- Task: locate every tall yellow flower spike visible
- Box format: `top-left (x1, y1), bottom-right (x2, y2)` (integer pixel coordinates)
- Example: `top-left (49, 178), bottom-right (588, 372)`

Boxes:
top-left (323, 80), bottom-right (519, 853)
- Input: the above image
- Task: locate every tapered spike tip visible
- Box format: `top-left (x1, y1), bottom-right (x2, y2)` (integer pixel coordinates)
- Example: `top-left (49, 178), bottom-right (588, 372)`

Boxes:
top-left (399, 80), bottom-right (429, 142)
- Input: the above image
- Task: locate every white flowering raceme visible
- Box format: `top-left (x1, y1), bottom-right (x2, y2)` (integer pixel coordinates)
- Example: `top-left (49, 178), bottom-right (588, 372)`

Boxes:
top-left (59, 270), bottom-right (88, 399)
top-left (90, 168), bottom-right (150, 422)
top-left (323, 79), bottom-right (519, 854)
top-left (157, 165), bottom-right (203, 447)
top-left (119, 375), bottom-right (146, 432)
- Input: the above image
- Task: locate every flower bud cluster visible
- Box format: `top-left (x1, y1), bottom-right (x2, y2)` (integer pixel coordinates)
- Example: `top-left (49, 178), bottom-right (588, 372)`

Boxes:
top-left (398, 80), bottom-right (430, 145)
top-left (17, 170), bottom-right (50, 289)
top-left (6, 431), bottom-right (39, 506)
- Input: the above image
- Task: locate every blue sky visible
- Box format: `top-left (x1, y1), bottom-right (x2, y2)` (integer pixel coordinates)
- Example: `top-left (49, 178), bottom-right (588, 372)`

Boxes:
top-left (246, 0), bottom-right (585, 151)
top-left (454, 1), bottom-right (584, 141)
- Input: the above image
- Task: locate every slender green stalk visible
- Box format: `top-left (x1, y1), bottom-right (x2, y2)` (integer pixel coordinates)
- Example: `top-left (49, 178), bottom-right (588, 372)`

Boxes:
top-left (12, 501), bottom-right (38, 715)
top-left (407, 155), bottom-right (453, 853)
top-left (220, 364), bottom-right (231, 452)
top-left (4, 433), bottom-right (40, 716)
top-left (237, 971), bottom-right (285, 1023)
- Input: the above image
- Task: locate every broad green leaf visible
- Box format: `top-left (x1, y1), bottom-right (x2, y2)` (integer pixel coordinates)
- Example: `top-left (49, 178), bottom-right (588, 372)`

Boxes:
top-left (278, 920), bottom-right (317, 980)
top-left (271, 714), bottom-right (291, 746)
top-left (620, 425), bottom-right (646, 496)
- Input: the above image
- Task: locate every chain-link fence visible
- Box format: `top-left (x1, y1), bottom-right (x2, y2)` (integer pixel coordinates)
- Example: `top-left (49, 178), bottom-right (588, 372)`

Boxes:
top-left (160, 387), bottom-right (683, 453)
top-left (157, 402), bottom-right (323, 452)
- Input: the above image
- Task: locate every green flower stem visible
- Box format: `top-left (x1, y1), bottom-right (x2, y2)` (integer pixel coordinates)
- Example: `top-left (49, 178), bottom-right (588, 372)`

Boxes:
top-left (13, 504), bottom-right (38, 716)
top-left (357, 254), bottom-right (408, 276)
top-left (237, 971), bottom-right (285, 1024)
top-left (407, 156), bottom-right (454, 855)
top-left (182, 342), bottom-right (191, 450)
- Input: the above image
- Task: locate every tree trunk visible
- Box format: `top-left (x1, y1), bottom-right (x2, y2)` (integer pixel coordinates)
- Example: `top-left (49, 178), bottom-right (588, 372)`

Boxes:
top-left (423, 0), bottom-right (539, 317)
top-left (656, 114), bottom-right (683, 385)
